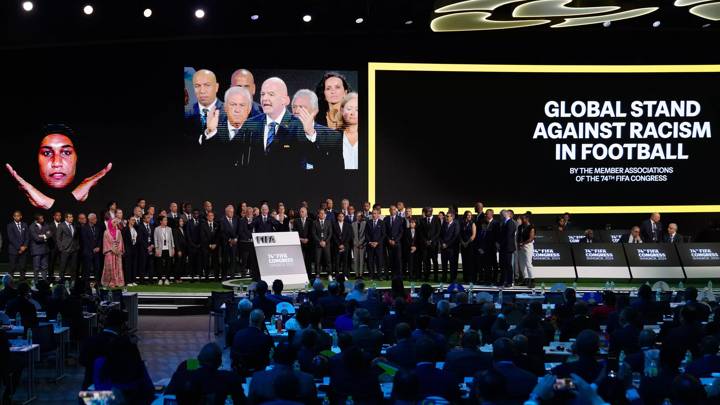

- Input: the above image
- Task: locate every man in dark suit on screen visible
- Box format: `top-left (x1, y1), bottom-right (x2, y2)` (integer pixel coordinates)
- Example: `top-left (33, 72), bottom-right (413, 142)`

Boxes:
top-left (499, 210), bottom-right (517, 287)
top-left (198, 87), bottom-right (253, 150)
top-left (291, 89), bottom-right (343, 171)
top-left (663, 223), bottom-right (683, 244)
top-left (185, 69), bottom-right (223, 142)
top-left (640, 212), bottom-right (663, 243)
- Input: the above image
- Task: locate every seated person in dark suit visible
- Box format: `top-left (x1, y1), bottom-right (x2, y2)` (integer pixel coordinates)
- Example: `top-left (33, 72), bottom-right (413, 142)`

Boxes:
top-left (673, 287), bottom-right (710, 323)
top-left (609, 307), bottom-right (642, 355)
top-left (334, 299), bottom-right (357, 333)
top-left (686, 336), bottom-right (720, 378)
top-left (491, 337), bottom-right (537, 401)
top-left (512, 334), bottom-right (545, 376)
top-left (328, 345), bottom-right (383, 404)
top-left (307, 279), bottom-right (327, 305)
top-left (251, 280), bottom-right (277, 319)
top-left (430, 299), bottom-right (463, 341)
top-left (231, 309), bottom-right (274, 374)
top-left (170, 343), bottom-right (245, 405)
top-left (0, 275), bottom-right (18, 310)
top-left (664, 304), bottom-right (705, 358)
top-left (92, 336), bottom-right (154, 405)
top-left (406, 283), bottom-right (435, 320)
top-left (79, 309), bottom-right (125, 389)
top-left (560, 301), bottom-right (600, 342)
top-left (620, 226), bottom-right (644, 244)
top-left (470, 302), bottom-right (499, 345)
top-left (449, 292), bottom-right (482, 324)
top-left (386, 323), bottom-right (417, 371)
top-left (443, 330), bottom-right (492, 384)
top-left (472, 368), bottom-right (509, 405)
top-left (248, 342), bottom-right (317, 404)
top-left (413, 337), bottom-right (461, 402)
top-left (626, 330), bottom-right (658, 373)
top-left (391, 369), bottom-right (421, 404)
top-left (411, 315), bottom-right (447, 361)
top-left (639, 343), bottom-right (683, 405)
top-left (4, 282), bottom-right (38, 328)
top-left (380, 298), bottom-right (413, 344)
top-left (317, 281), bottom-right (345, 323)
top-left (663, 223), bottom-right (683, 244)
top-left (350, 308), bottom-right (383, 359)
top-left (579, 228), bottom-right (596, 244)
top-left (631, 284), bottom-right (664, 325)
top-left (225, 298), bottom-right (252, 348)
top-left (551, 329), bottom-right (604, 384)
top-left (267, 279), bottom-right (293, 304)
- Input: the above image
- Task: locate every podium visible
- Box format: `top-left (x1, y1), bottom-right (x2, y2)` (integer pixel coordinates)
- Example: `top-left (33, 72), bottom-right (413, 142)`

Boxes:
top-left (253, 232), bottom-right (309, 289)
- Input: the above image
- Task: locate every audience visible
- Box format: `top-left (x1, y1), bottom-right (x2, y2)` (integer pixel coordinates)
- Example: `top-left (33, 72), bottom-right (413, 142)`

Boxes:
top-left (248, 342), bottom-right (317, 404)
top-left (231, 309), bottom-right (274, 374)
top-left (171, 343), bottom-right (245, 405)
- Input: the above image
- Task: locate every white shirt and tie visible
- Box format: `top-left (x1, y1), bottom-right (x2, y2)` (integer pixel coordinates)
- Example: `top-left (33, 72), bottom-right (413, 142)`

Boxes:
top-left (264, 110), bottom-right (286, 151)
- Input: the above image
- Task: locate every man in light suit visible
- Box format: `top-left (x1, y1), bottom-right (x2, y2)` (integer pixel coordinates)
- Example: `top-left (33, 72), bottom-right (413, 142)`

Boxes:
top-left (333, 212), bottom-right (353, 277)
top-left (664, 223), bottom-right (683, 244)
top-left (440, 211), bottom-right (460, 283)
top-left (312, 210), bottom-right (333, 278)
top-left (640, 212), bottom-right (663, 243)
top-left (351, 211), bottom-right (367, 279)
top-left (291, 89), bottom-right (343, 171)
top-left (294, 206), bottom-right (314, 280)
top-left (7, 211), bottom-right (29, 278)
top-left (57, 212), bottom-right (80, 280)
top-left (29, 214), bottom-right (51, 281)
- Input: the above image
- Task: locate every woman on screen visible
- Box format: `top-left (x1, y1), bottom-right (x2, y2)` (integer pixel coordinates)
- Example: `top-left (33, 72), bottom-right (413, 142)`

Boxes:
top-left (315, 72), bottom-right (351, 130)
top-left (339, 92), bottom-right (359, 170)
top-left (101, 217), bottom-right (125, 288)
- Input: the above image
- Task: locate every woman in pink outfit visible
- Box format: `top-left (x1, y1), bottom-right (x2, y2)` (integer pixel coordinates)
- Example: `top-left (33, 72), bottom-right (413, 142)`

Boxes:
top-left (101, 218), bottom-right (125, 288)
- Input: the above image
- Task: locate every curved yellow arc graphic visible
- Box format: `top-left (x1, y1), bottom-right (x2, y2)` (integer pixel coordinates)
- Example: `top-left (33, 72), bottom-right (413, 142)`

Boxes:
top-left (434, 0), bottom-right (525, 13)
top-left (552, 7), bottom-right (659, 28)
top-left (513, 0), bottom-right (619, 17)
top-left (431, 11), bottom-right (549, 31)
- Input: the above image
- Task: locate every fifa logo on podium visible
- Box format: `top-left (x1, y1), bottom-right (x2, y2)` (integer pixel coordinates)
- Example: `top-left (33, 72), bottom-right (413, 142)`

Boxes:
top-left (256, 235), bottom-right (276, 244)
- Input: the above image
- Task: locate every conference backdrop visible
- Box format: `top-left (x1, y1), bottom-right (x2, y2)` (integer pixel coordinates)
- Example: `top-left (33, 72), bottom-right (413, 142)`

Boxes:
top-left (371, 63), bottom-right (720, 213)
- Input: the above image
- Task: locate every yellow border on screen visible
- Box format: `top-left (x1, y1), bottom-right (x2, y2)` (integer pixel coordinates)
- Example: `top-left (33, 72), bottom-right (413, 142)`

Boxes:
top-left (368, 62), bottom-right (720, 215)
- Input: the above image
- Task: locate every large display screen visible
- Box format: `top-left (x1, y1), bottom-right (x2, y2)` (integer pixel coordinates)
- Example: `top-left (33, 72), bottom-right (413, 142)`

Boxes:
top-left (370, 63), bottom-right (720, 213)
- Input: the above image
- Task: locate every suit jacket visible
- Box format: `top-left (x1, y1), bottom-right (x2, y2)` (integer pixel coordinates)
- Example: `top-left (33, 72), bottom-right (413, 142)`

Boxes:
top-left (364, 218), bottom-right (386, 246)
top-left (620, 233), bottom-right (643, 244)
top-left (236, 110), bottom-right (307, 171)
top-left (186, 218), bottom-right (202, 248)
top-left (293, 217), bottom-right (313, 242)
top-left (200, 221), bottom-right (219, 248)
top-left (414, 363), bottom-right (461, 402)
top-left (384, 215), bottom-right (404, 243)
top-left (302, 123), bottom-right (343, 171)
top-left (219, 216), bottom-right (239, 246)
top-left (333, 221), bottom-right (352, 249)
top-left (80, 223), bottom-right (103, 256)
top-left (551, 356), bottom-right (603, 384)
top-left (122, 225), bottom-right (139, 257)
top-left (249, 365), bottom-right (317, 405)
top-left (312, 219), bottom-right (333, 244)
top-left (56, 221), bottom-right (80, 253)
top-left (443, 348), bottom-right (493, 384)
top-left (166, 212), bottom-right (181, 229)
top-left (351, 326), bottom-right (384, 358)
top-left (252, 216), bottom-right (279, 233)
top-left (499, 219), bottom-right (517, 253)
top-left (663, 233), bottom-right (683, 244)
top-left (352, 220), bottom-right (366, 248)
top-left (476, 217), bottom-right (498, 252)
top-left (579, 236), bottom-right (596, 244)
top-left (6, 221), bottom-right (29, 253)
top-left (386, 339), bottom-right (417, 371)
top-left (28, 222), bottom-right (51, 256)
top-left (403, 227), bottom-right (418, 249)
top-left (493, 361), bottom-right (537, 400)
top-left (79, 330), bottom-right (119, 389)
top-left (185, 100), bottom-right (224, 142)
top-left (173, 227), bottom-right (187, 254)
top-left (231, 326), bottom-right (274, 372)
top-left (441, 220), bottom-right (460, 249)
top-left (137, 222), bottom-right (154, 252)
top-left (417, 216), bottom-right (441, 246)
top-left (640, 219), bottom-right (664, 243)
top-left (237, 218), bottom-right (253, 242)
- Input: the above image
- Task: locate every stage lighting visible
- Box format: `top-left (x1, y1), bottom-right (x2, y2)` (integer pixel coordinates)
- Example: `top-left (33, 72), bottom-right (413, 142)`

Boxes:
top-left (355, 17), bottom-right (364, 24)
top-left (22, 1), bottom-right (33, 12)
top-left (195, 8), bottom-right (205, 19)
top-left (652, 20), bottom-right (661, 27)
top-left (603, 21), bottom-right (611, 27)
top-left (303, 14), bottom-right (312, 22)
top-left (250, 14), bottom-right (260, 21)
top-left (83, 5), bottom-right (94, 15)
top-left (404, 19), bottom-right (414, 25)
top-left (143, 8), bottom-right (152, 18)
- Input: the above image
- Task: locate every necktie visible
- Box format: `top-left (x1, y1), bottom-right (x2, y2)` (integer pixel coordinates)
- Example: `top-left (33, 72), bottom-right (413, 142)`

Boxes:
top-left (391, 216), bottom-right (394, 226)
top-left (231, 128), bottom-right (237, 141)
top-left (91, 226), bottom-right (95, 237)
top-left (69, 224), bottom-right (73, 237)
top-left (17, 223), bottom-right (21, 233)
top-left (263, 216), bottom-right (267, 223)
top-left (210, 223), bottom-right (213, 232)
top-left (427, 217), bottom-right (431, 224)
top-left (321, 220), bottom-right (324, 228)
top-left (266, 122), bottom-right (277, 150)
top-left (201, 108), bottom-right (209, 127)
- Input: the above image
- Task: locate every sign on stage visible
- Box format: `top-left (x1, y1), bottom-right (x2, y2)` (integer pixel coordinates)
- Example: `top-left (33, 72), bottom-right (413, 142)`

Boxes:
top-left (252, 232), bottom-right (308, 289)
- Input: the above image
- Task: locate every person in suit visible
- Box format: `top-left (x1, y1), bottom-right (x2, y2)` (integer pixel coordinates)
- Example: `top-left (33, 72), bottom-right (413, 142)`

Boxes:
top-left (7, 210), bottom-right (29, 279)
top-left (198, 86), bottom-right (252, 150)
top-left (169, 343), bottom-right (246, 405)
top-left (403, 217), bottom-right (419, 280)
top-left (181, 203), bottom-right (193, 224)
top-left (122, 216), bottom-right (139, 286)
top-left (551, 330), bottom-right (604, 383)
top-left (609, 307), bottom-right (641, 355)
top-left (235, 77), bottom-right (307, 171)
top-left (165, 202), bottom-right (181, 229)
top-left (443, 330), bottom-right (493, 384)
top-left (413, 337), bottom-right (462, 402)
top-left (248, 342), bottom-right (317, 404)
top-left (440, 211), bottom-right (460, 283)
top-left (640, 212), bottom-right (663, 243)
top-left (333, 212), bottom-right (353, 277)
top-left (47, 210), bottom-right (63, 277)
top-left (185, 69), bottom-right (223, 141)
top-left (80, 213), bottom-right (103, 281)
top-left (686, 336), bottom-right (720, 378)
top-left (291, 89), bottom-right (343, 171)
top-left (294, 206), bottom-right (314, 280)
top-left (252, 204), bottom-right (280, 233)
top-left (498, 210), bottom-right (517, 287)
top-left (185, 209), bottom-right (202, 282)
top-left (351, 211), bottom-right (367, 279)
top-left (491, 337), bottom-right (536, 401)
top-left (29, 213), bottom-right (52, 280)
top-left (79, 309), bottom-right (125, 389)
top-left (476, 209), bottom-right (499, 285)
top-left (418, 207), bottom-right (441, 282)
top-left (173, 217), bottom-right (187, 283)
top-left (386, 323), bottom-right (417, 370)
top-left (312, 210), bottom-right (333, 277)
top-left (137, 213), bottom-right (155, 284)
top-left (5, 282), bottom-right (38, 328)
top-left (620, 226), bottom-right (644, 244)
top-left (56, 212), bottom-right (80, 280)
top-left (231, 309), bottom-right (274, 374)
top-left (384, 205), bottom-right (404, 278)
top-left (200, 211), bottom-right (220, 280)
top-left (460, 210), bottom-right (477, 283)
top-left (365, 209), bottom-right (386, 280)
top-left (351, 308), bottom-right (384, 359)
top-left (238, 207), bottom-right (255, 279)
top-left (579, 228), bottom-right (596, 244)
top-left (664, 223), bottom-right (683, 244)
top-left (219, 205), bottom-right (239, 281)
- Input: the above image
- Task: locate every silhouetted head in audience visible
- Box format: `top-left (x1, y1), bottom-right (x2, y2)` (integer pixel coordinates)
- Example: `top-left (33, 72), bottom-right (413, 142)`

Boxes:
top-left (419, 283), bottom-right (433, 302)
top-left (462, 330), bottom-right (481, 350)
top-left (274, 371), bottom-right (301, 401)
top-left (680, 304), bottom-right (700, 326)
top-left (392, 370), bottom-right (420, 402)
top-left (436, 300), bottom-right (451, 317)
top-left (353, 308), bottom-right (371, 328)
top-left (574, 330), bottom-right (599, 358)
top-left (273, 342), bottom-right (297, 366)
top-left (603, 290), bottom-right (617, 307)
top-left (573, 301), bottom-right (590, 317)
top-left (597, 373), bottom-right (631, 405)
top-left (393, 297), bottom-right (406, 315)
top-left (353, 280), bottom-right (365, 293)
top-left (492, 338), bottom-right (516, 362)
top-left (481, 302), bottom-right (496, 316)
top-left (619, 307), bottom-right (640, 328)
top-left (685, 286), bottom-right (699, 302)
top-left (237, 298), bottom-right (252, 316)
top-left (337, 332), bottom-right (353, 351)
top-left (416, 315), bottom-right (432, 331)
top-left (638, 284), bottom-right (652, 301)
top-left (328, 281), bottom-right (340, 296)
top-left (52, 284), bottom-right (67, 300)
top-left (512, 334), bottom-right (529, 354)
top-left (255, 280), bottom-right (269, 297)
top-left (638, 329), bottom-right (657, 349)
top-left (295, 303), bottom-right (313, 328)
top-left (660, 343), bottom-right (684, 372)
top-left (344, 299), bottom-right (359, 317)
top-left (197, 343), bottom-right (222, 370)
top-left (415, 337), bottom-right (438, 363)
top-left (474, 369), bottom-right (507, 402)
top-left (455, 292), bottom-right (468, 305)
top-left (564, 288), bottom-right (577, 304)
top-left (17, 282), bottom-right (31, 298)
top-left (395, 322), bottom-right (411, 342)
top-left (271, 279), bottom-right (284, 296)
top-left (312, 278), bottom-right (324, 292)
top-left (700, 336), bottom-right (719, 356)
top-left (249, 309), bottom-right (265, 328)
top-left (309, 304), bottom-right (324, 328)
top-left (35, 279), bottom-right (50, 294)
top-left (343, 345), bottom-right (370, 370)
top-left (519, 314), bottom-right (540, 331)
top-left (671, 373), bottom-right (706, 404)
top-left (300, 328), bottom-right (319, 350)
